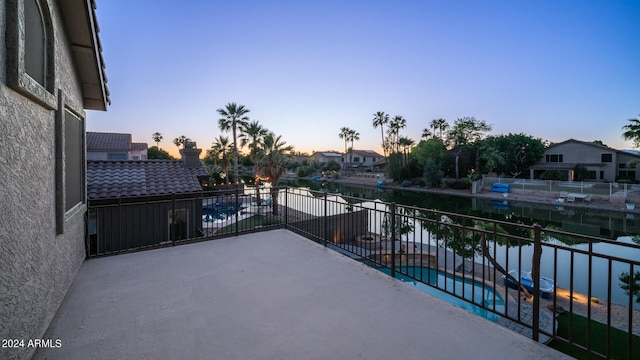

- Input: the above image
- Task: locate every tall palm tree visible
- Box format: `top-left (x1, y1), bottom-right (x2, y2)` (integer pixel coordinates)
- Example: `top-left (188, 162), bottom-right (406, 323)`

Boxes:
top-left (255, 132), bottom-right (293, 215)
top-left (372, 111), bottom-right (390, 158)
top-left (622, 115), bottom-right (640, 148)
top-left (211, 135), bottom-right (233, 170)
top-left (387, 115), bottom-right (406, 153)
top-left (430, 118), bottom-right (448, 140)
top-left (398, 136), bottom-right (415, 164)
top-left (348, 129), bottom-right (360, 167)
top-left (151, 132), bottom-right (163, 148)
top-left (421, 128), bottom-right (432, 140)
top-left (339, 127), bottom-right (352, 168)
top-left (240, 120), bottom-right (268, 163)
top-left (217, 102), bottom-right (250, 182)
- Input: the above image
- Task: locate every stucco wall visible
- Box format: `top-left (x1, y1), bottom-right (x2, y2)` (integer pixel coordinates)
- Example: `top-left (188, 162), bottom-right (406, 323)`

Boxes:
top-left (0, 1), bottom-right (87, 359)
top-left (546, 142), bottom-right (618, 181)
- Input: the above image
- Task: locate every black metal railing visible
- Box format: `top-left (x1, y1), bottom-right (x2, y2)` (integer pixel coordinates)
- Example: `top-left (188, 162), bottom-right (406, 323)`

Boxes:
top-left (87, 186), bottom-right (639, 359)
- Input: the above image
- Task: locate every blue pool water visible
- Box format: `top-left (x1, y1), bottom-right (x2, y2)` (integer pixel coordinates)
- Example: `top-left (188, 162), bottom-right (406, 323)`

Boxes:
top-left (377, 266), bottom-right (505, 321)
top-left (202, 204), bottom-right (244, 222)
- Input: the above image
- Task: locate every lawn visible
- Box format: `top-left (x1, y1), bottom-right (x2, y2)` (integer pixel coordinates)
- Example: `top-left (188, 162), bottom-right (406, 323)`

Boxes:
top-left (549, 312), bottom-right (640, 359)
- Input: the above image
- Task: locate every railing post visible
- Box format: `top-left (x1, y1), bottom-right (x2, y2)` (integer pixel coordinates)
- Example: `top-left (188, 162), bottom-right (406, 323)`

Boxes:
top-left (531, 224), bottom-right (542, 342)
top-left (235, 186), bottom-right (239, 236)
top-left (390, 202), bottom-right (396, 278)
top-left (284, 187), bottom-right (289, 229)
top-left (171, 194), bottom-right (176, 245)
top-left (323, 192), bottom-right (328, 247)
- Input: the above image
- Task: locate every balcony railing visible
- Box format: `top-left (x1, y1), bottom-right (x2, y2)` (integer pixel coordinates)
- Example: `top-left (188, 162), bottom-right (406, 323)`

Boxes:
top-left (87, 186), bottom-right (639, 359)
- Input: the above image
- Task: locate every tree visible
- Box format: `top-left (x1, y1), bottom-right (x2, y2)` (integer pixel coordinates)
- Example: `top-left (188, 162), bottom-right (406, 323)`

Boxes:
top-left (147, 146), bottom-right (174, 160)
top-left (480, 146), bottom-right (506, 175)
top-left (430, 118), bottom-right (449, 140)
top-left (423, 158), bottom-right (443, 187)
top-left (217, 102), bottom-right (250, 183)
top-left (619, 271), bottom-right (640, 303)
top-left (481, 133), bottom-right (545, 177)
top-left (398, 136), bottom-right (415, 164)
top-left (447, 117), bottom-right (492, 178)
top-left (173, 135), bottom-right (190, 148)
top-left (338, 127), bottom-right (352, 168)
top-left (622, 115), bottom-right (640, 148)
top-left (372, 111), bottom-right (390, 158)
top-left (410, 137), bottom-right (447, 174)
top-left (255, 132), bottom-right (293, 215)
top-left (387, 115), bottom-right (407, 153)
top-left (240, 120), bottom-right (267, 162)
top-left (347, 129), bottom-right (360, 167)
top-left (210, 135), bottom-right (233, 171)
top-left (151, 132), bottom-right (163, 148)
top-left (421, 128), bottom-right (433, 140)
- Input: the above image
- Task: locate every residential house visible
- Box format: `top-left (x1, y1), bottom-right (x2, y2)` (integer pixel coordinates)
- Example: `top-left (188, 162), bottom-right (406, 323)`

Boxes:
top-left (86, 131), bottom-right (148, 160)
top-left (342, 149), bottom-right (384, 168)
top-left (310, 151), bottom-right (343, 166)
top-left (529, 139), bottom-right (640, 182)
top-left (1, 1), bottom-right (109, 359)
top-left (87, 144), bottom-right (208, 255)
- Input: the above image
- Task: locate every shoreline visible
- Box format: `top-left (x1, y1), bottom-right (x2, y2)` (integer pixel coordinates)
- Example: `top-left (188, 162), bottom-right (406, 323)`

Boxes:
top-left (324, 175), bottom-right (640, 214)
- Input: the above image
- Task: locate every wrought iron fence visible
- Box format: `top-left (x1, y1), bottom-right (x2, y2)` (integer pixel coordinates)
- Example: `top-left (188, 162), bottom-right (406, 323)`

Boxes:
top-left (87, 186), bottom-right (639, 359)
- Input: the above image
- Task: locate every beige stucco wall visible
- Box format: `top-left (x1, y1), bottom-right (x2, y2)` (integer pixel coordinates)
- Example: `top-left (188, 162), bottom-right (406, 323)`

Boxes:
top-left (545, 142), bottom-right (618, 181)
top-left (0, 1), bottom-right (87, 359)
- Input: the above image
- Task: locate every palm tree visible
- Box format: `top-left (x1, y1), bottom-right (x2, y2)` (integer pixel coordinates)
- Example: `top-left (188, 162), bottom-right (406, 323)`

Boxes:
top-left (255, 132), bottom-right (293, 215)
top-left (387, 115), bottom-right (406, 153)
top-left (240, 120), bottom-right (268, 163)
top-left (211, 135), bottom-right (233, 170)
top-left (151, 132), bottom-right (163, 148)
top-left (421, 128), bottom-right (432, 140)
top-left (348, 129), bottom-right (360, 167)
top-left (398, 136), bottom-right (415, 164)
top-left (372, 111), bottom-right (390, 158)
top-left (217, 102), bottom-right (250, 183)
top-left (430, 118), bottom-right (448, 140)
top-left (339, 127), bottom-right (352, 169)
top-left (622, 115), bottom-right (640, 148)
top-left (173, 135), bottom-right (190, 149)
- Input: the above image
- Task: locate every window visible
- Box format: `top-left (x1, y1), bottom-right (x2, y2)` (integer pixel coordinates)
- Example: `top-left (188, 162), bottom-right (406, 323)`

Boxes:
top-left (107, 153), bottom-right (128, 160)
top-left (6, 0), bottom-right (56, 108)
top-left (55, 94), bottom-right (86, 234)
top-left (601, 154), bottom-right (612, 162)
top-left (619, 163), bottom-right (627, 169)
top-left (545, 154), bottom-right (563, 163)
top-left (64, 110), bottom-right (83, 211)
top-left (24, 0), bottom-right (47, 87)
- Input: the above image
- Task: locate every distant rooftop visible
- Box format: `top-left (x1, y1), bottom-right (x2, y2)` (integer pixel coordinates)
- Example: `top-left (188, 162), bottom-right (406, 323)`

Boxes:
top-left (87, 132), bottom-right (132, 151)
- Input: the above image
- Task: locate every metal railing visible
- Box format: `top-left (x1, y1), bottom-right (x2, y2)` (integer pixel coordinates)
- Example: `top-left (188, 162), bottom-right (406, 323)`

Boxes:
top-left (483, 176), bottom-right (640, 199)
top-left (87, 186), bottom-right (639, 359)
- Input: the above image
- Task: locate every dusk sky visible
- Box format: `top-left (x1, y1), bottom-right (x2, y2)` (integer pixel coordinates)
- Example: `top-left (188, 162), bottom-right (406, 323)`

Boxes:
top-left (87, 0), bottom-right (640, 157)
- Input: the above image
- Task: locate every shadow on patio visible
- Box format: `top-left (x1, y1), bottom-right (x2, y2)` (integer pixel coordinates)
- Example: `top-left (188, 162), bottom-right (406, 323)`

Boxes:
top-left (34, 230), bottom-right (569, 360)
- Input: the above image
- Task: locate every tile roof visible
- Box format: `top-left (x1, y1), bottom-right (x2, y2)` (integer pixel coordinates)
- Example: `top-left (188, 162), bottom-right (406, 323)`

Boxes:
top-left (87, 160), bottom-right (208, 199)
top-left (131, 142), bottom-right (148, 151)
top-left (87, 132), bottom-right (132, 151)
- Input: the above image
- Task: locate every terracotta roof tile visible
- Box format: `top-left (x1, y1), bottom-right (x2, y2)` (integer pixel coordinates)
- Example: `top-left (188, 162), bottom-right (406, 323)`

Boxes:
top-left (87, 160), bottom-right (208, 199)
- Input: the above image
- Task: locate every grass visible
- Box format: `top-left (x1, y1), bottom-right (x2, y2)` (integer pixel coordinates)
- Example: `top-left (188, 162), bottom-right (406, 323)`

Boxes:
top-left (549, 312), bottom-right (640, 359)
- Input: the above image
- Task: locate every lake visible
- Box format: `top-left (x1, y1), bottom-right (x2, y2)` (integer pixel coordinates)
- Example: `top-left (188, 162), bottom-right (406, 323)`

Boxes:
top-left (280, 179), bottom-right (640, 309)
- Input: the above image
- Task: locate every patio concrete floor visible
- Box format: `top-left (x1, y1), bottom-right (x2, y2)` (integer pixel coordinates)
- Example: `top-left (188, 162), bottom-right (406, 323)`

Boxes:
top-left (35, 229), bottom-right (570, 360)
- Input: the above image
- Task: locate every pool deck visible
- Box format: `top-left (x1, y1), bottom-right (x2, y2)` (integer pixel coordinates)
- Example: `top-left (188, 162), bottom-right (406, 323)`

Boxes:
top-left (34, 230), bottom-right (569, 360)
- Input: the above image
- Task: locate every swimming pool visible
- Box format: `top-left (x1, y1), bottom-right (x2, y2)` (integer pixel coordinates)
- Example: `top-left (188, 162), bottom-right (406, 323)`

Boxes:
top-left (202, 204), bottom-right (245, 222)
top-left (377, 266), bottom-right (505, 321)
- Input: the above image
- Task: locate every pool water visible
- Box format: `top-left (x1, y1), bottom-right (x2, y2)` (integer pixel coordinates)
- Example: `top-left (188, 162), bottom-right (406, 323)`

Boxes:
top-left (202, 204), bottom-right (244, 222)
top-left (377, 266), bottom-right (505, 321)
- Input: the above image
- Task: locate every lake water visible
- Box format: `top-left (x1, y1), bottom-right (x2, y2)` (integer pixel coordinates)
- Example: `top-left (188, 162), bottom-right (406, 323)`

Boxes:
top-left (279, 179), bottom-right (640, 309)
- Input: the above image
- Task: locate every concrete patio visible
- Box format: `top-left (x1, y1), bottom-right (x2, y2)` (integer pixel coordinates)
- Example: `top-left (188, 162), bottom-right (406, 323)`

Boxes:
top-left (34, 229), bottom-right (570, 359)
